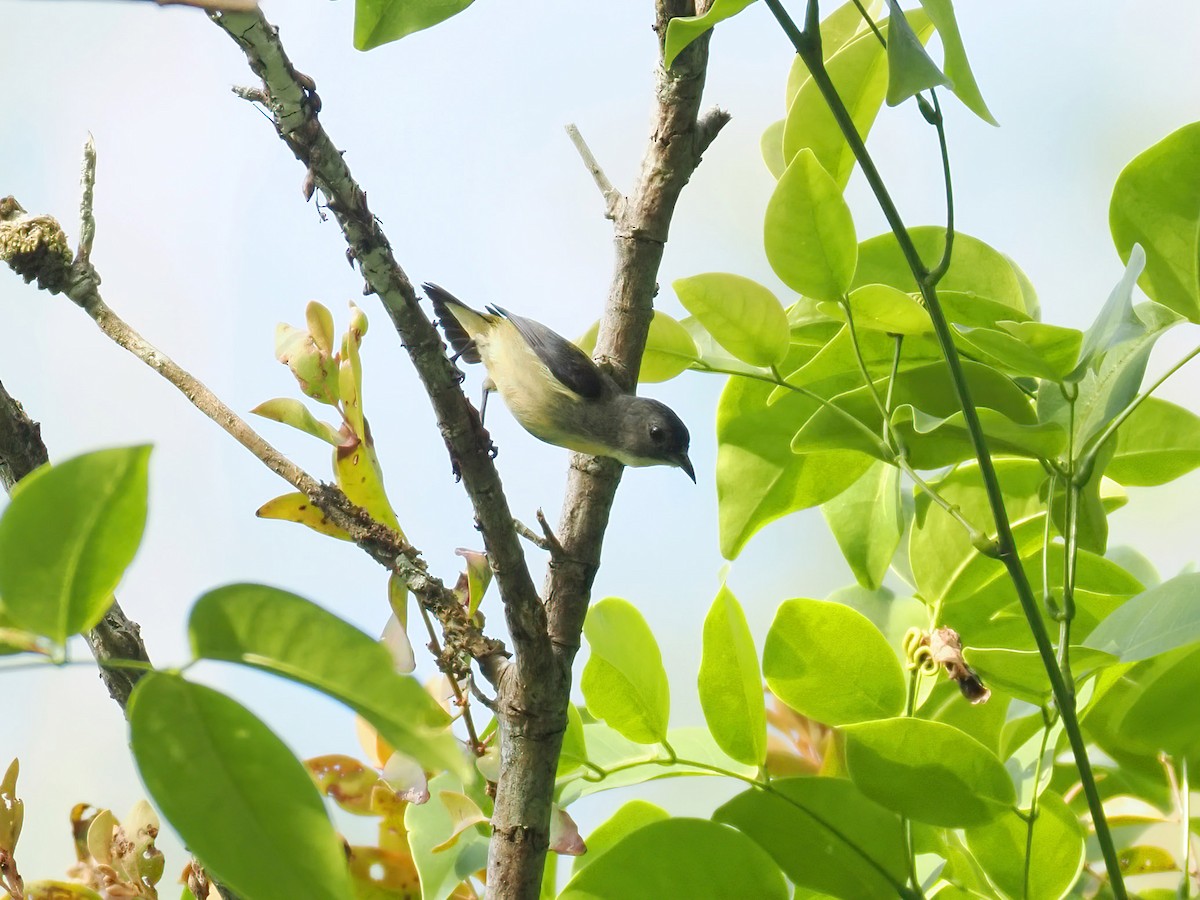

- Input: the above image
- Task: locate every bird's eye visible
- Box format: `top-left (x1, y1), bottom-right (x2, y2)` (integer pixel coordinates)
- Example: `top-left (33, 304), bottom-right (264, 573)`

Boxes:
top-left (649, 424), bottom-right (665, 444)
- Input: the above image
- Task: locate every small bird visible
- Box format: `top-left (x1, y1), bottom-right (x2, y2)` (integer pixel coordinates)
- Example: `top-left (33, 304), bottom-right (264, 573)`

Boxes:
top-left (425, 283), bottom-right (695, 481)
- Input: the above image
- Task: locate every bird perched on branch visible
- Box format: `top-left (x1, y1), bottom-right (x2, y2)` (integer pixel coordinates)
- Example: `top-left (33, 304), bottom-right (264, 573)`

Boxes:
top-left (425, 283), bottom-right (694, 481)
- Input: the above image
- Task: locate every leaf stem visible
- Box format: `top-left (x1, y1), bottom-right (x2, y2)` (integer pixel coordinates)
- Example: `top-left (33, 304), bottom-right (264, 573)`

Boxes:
top-left (923, 90), bottom-right (955, 286)
top-left (762, 2), bottom-right (1127, 892)
top-left (1023, 717), bottom-right (1053, 899)
top-left (1182, 755), bottom-right (1193, 899)
top-left (850, 0), bottom-right (887, 47)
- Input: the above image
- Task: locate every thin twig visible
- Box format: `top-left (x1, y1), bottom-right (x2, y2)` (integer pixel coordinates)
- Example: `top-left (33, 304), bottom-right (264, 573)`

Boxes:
top-left (416, 603), bottom-right (481, 753)
top-left (565, 123), bottom-right (626, 220)
top-left (514, 518), bottom-right (553, 553)
top-left (76, 135), bottom-right (96, 268)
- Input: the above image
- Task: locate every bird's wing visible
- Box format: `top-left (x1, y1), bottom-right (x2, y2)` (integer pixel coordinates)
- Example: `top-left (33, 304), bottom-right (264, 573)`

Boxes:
top-left (424, 282), bottom-right (485, 364)
top-left (488, 305), bottom-right (605, 400)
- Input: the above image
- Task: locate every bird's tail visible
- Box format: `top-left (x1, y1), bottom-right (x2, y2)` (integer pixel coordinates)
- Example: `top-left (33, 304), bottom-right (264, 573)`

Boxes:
top-left (423, 282), bottom-right (486, 364)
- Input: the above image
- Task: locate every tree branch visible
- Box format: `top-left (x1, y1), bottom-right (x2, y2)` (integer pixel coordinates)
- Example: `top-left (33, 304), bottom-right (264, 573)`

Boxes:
top-left (206, 9), bottom-right (550, 693)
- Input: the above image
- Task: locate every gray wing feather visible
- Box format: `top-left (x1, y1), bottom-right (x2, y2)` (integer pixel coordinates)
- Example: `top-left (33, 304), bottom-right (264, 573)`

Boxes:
top-left (424, 282), bottom-right (482, 364)
top-left (488, 305), bottom-right (605, 400)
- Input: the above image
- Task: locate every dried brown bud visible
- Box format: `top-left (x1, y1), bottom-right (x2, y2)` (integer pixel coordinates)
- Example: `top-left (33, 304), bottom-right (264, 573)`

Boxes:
top-left (929, 627), bottom-right (991, 704)
top-left (0, 198), bottom-right (74, 293)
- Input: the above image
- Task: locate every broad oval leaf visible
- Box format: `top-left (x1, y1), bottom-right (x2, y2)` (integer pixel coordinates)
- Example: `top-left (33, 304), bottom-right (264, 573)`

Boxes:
top-left (1084, 571), bottom-right (1200, 662)
top-left (952, 320), bottom-right (1082, 382)
top-left (763, 598), bottom-right (905, 725)
top-left (821, 460), bottom-right (904, 590)
top-left (786, 0), bottom-right (884, 109)
top-left (843, 717), bottom-right (1015, 826)
top-left (716, 361), bottom-right (874, 559)
top-left (853, 227), bottom-right (1027, 314)
top-left (189, 584), bottom-right (464, 776)
top-left (573, 800), bottom-right (669, 876)
top-left (0, 445), bottom-right (150, 644)
top-left (964, 791), bottom-right (1084, 900)
top-left (128, 672), bottom-right (353, 899)
top-left (559, 818), bottom-right (787, 900)
top-left (715, 776), bottom-right (907, 899)
top-left (964, 646), bottom-right (1116, 705)
top-left (823, 283), bottom-right (932, 335)
top-left (354, 0), bottom-right (476, 51)
top-left (698, 586), bottom-right (767, 766)
top-left (765, 150), bottom-right (858, 303)
top-left (576, 310), bottom-right (699, 383)
top-left (581, 598), bottom-right (671, 744)
top-left (1110, 120), bottom-right (1200, 323)
top-left (1108, 396), bottom-right (1200, 486)
top-left (673, 273), bottom-right (788, 368)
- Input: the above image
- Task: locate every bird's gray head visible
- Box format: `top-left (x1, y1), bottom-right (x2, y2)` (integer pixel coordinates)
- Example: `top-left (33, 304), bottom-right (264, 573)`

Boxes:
top-left (615, 397), bottom-right (695, 482)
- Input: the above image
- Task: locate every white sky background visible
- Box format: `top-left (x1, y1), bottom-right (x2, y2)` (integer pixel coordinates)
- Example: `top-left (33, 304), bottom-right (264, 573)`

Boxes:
top-left (1, 0), bottom-right (1199, 881)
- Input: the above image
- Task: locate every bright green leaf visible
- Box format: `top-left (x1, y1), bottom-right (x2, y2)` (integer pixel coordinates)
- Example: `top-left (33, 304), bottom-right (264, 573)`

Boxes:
top-left (715, 776), bottom-right (907, 898)
top-left (576, 310), bottom-right (699, 383)
top-left (822, 461), bottom-right (903, 590)
top-left (918, 0), bottom-right (997, 124)
top-left (1084, 571), bottom-right (1200, 662)
top-left (673, 273), bottom-right (789, 368)
top-left (698, 586), bottom-right (767, 766)
top-left (716, 364), bottom-right (873, 558)
top-left (0, 445), bottom-right (150, 644)
top-left (884, 0), bottom-right (950, 106)
top-left (663, 0), bottom-right (755, 69)
top-left (892, 405), bottom-right (1065, 469)
top-left (188, 584), bottom-right (464, 776)
top-left (824, 283), bottom-right (932, 334)
top-left (581, 598), bottom-right (670, 744)
top-left (952, 320), bottom-right (1082, 382)
top-left (1110, 121), bottom-right (1200, 322)
top-left (763, 598), bottom-right (905, 725)
top-left (1108, 396), bottom-right (1200, 486)
top-left (765, 150), bottom-right (858, 302)
top-left (559, 818), bottom-right (787, 900)
top-left (128, 673), bottom-right (352, 899)
top-left (843, 717), bottom-right (1015, 826)
top-left (761, 118), bottom-right (786, 179)
top-left (558, 702), bottom-right (588, 776)
top-left (572, 801), bottom-right (669, 875)
top-left (784, 10), bottom-right (933, 188)
top-left (354, 0), bottom-right (476, 51)
top-left (964, 791), bottom-right (1084, 899)
top-left (786, 0), bottom-right (884, 109)
top-left (964, 646), bottom-right (1116, 705)
top-left (853, 227), bottom-right (1027, 314)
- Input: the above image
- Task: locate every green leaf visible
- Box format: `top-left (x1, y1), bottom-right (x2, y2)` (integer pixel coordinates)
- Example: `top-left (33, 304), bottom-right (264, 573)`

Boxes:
top-left (964, 791), bottom-right (1084, 899)
top-left (843, 717), bottom-right (1015, 826)
top-left (1084, 571), bottom-right (1200, 662)
top-left (405, 773), bottom-right (490, 900)
top-left (918, 0), bottom-right (997, 124)
top-left (249, 398), bottom-right (341, 445)
top-left (572, 801), bottom-right (669, 875)
top-left (353, 0), bottom-right (476, 51)
top-left (188, 584), bottom-right (464, 776)
top-left (558, 703), bottom-right (588, 776)
top-left (575, 310), bottom-right (699, 383)
top-left (663, 0), bottom-right (755, 69)
top-left (884, 0), bottom-right (949, 106)
top-left (581, 598), bottom-right (670, 744)
top-left (786, 0), bottom-right (884, 109)
top-left (761, 118), bottom-right (786, 179)
top-left (673, 273), bottom-right (789, 368)
top-left (964, 646), bottom-right (1116, 705)
top-left (714, 776), bottom-right (906, 898)
top-left (698, 587), bottom-right (767, 766)
top-left (821, 461), bottom-right (903, 589)
top-left (822, 283), bottom-right (932, 335)
top-left (128, 673), bottom-right (352, 899)
top-left (1108, 397), bottom-right (1200, 486)
top-left (784, 9), bottom-right (933, 188)
top-left (1110, 121), bottom-right (1200, 322)
top-left (909, 459), bottom-right (1047, 608)
top-left (0, 445), bottom-right (150, 644)
top-left (917, 677), bottom-right (1009, 754)
top-left (952, 320), bottom-right (1082, 382)
top-left (891, 405), bottom-right (1065, 469)
top-left (764, 150), bottom-right (858, 302)
top-left (763, 598), bottom-right (905, 725)
top-left (559, 818), bottom-right (787, 900)
top-left (716, 364), bottom-right (873, 558)
top-left (853, 227), bottom-right (1028, 314)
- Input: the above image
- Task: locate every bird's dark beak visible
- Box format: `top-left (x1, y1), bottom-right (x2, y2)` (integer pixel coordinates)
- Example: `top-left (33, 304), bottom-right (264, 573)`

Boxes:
top-left (677, 453), bottom-right (696, 483)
